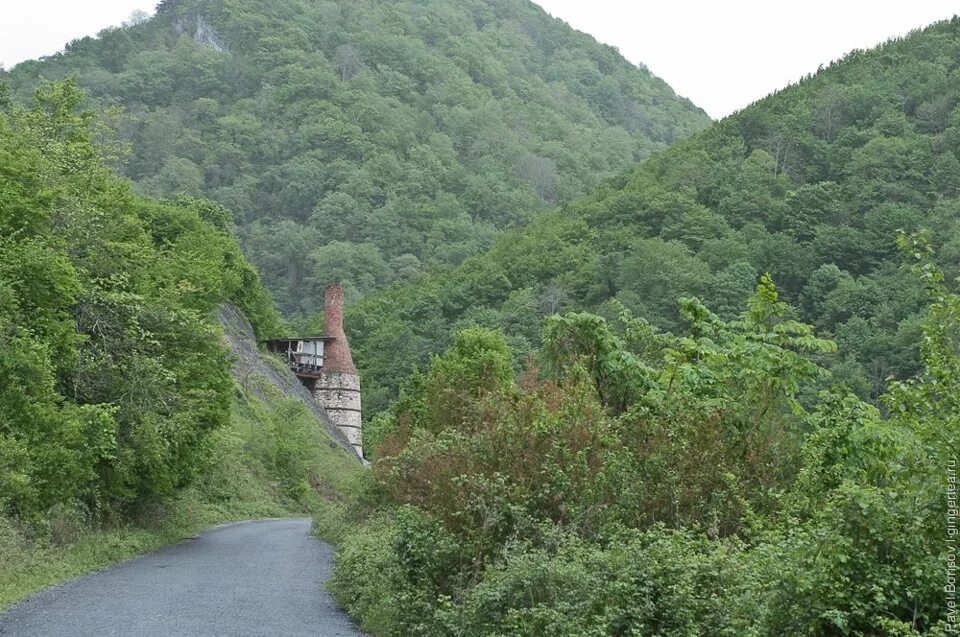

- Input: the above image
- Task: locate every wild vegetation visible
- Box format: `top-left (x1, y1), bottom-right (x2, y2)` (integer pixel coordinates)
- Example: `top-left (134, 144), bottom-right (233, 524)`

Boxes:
top-left (0, 79), bottom-right (361, 609)
top-left (0, 77), bottom-right (277, 519)
top-left (310, 18), bottom-right (960, 636)
top-left (320, 255), bottom-right (955, 636)
top-left (3, 3), bottom-right (958, 634)
top-left (329, 18), bottom-right (960, 416)
top-left (1, 379), bottom-right (362, 609)
top-left (4, 0), bottom-right (707, 314)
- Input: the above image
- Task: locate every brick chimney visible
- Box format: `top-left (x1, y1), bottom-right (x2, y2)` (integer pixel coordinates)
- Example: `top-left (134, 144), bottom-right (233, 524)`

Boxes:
top-left (321, 283), bottom-right (356, 374)
top-left (316, 283), bottom-right (362, 457)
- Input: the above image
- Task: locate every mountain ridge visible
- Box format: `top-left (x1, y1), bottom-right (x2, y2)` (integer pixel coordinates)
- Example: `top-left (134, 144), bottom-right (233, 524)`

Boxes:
top-left (334, 16), bottom-right (960, 414)
top-left (4, 0), bottom-right (709, 314)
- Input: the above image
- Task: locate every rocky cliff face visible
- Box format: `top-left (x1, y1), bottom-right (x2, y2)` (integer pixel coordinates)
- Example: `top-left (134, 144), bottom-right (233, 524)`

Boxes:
top-left (217, 303), bottom-right (359, 458)
top-left (172, 14), bottom-right (228, 53)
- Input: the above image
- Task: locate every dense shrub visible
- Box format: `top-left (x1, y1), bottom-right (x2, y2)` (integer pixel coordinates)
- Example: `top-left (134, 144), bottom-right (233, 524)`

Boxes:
top-left (0, 80), bottom-right (280, 521)
top-left (329, 260), bottom-right (955, 635)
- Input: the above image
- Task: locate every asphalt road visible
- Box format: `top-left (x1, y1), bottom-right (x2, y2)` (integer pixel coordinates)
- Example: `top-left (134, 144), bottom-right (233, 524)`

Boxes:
top-left (0, 518), bottom-right (365, 637)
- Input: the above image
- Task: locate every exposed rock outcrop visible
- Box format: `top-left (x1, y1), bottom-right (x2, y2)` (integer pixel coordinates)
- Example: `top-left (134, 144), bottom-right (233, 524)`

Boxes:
top-left (171, 14), bottom-right (228, 53)
top-left (194, 16), bottom-right (227, 53)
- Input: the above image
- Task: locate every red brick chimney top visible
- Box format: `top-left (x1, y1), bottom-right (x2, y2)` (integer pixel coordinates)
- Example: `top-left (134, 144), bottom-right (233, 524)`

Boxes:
top-left (322, 283), bottom-right (356, 374)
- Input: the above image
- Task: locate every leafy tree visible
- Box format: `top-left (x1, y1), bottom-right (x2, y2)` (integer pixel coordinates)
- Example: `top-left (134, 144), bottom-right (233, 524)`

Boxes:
top-left (0, 81), bottom-right (280, 518)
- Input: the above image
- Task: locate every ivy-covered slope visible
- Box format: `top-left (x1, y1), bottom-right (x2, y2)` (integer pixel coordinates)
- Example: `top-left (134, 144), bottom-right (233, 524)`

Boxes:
top-left (4, 0), bottom-right (709, 314)
top-left (338, 17), bottom-right (960, 413)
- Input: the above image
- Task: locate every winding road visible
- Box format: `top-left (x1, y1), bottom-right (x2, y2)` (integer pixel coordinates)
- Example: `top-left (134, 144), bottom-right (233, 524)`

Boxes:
top-left (0, 518), bottom-right (365, 637)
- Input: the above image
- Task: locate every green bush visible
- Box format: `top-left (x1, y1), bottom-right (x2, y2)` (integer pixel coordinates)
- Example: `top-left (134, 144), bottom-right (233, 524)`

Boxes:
top-left (0, 80), bottom-right (281, 519)
top-left (329, 260), bottom-right (954, 635)
top-left (327, 519), bottom-right (399, 635)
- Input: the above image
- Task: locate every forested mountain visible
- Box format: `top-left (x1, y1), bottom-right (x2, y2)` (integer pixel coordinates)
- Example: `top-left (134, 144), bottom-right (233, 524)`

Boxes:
top-left (315, 19), bottom-right (959, 636)
top-left (336, 17), bottom-right (960, 413)
top-left (4, 0), bottom-right (708, 314)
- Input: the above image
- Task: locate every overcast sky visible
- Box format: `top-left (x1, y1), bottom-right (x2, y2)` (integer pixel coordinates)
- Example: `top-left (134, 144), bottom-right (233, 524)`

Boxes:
top-left (534, 0), bottom-right (958, 117)
top-left (1, 1), bottom-right (957, 118)
top-left (0, 0), bottom-right (156, 68)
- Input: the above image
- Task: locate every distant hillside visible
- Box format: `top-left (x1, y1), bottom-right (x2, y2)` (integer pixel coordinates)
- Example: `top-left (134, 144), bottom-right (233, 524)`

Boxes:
top-left (334, 17), bottom-right (960, 413)
top-left (4, 0), bottom-right (709, 314)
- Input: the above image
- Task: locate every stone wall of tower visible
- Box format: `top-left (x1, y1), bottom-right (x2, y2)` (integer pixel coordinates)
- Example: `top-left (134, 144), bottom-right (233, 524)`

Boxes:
top-left (314, 283), bottom-right (362, 457)
top-left (314, 371), bottom-right (362, 455)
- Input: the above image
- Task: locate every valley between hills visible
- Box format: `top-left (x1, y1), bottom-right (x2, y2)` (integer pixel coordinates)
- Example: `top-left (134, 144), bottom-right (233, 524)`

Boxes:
top-left (1, 2), bottom-right (958, 635)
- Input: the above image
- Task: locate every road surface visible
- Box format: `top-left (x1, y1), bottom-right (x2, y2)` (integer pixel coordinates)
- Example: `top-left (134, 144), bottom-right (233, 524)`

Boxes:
top-left (0, 518), bottom-right (364, 637)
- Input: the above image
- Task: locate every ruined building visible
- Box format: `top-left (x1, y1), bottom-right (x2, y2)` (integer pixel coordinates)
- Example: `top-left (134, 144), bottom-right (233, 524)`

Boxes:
top-left (263, 284), bottom-right (362, 457)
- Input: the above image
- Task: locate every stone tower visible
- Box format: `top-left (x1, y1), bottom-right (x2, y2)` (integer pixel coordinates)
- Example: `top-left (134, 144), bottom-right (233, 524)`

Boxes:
top-left (314, 283), bottom-right (362, 457)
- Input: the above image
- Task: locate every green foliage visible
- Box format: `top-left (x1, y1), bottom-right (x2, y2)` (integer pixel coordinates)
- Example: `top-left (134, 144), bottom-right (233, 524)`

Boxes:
top-left (328, 265), bottom-right (956, 635)
top-left (542, 310), bottom-right (655, 413)
top-left (438, 529), bottom-right (751, 637)
top-left (1, 377), bottom-right (363, 610)
top-left (7, 0), bottom-right (709, 315)
top-left (346, 18), bottom-right (960, 416)
top-left (422, 328), bottom-right (515, 432)
top-left (325, 517), bottom-right (397, 633)
top-left (0, 81), bottom-right (281, 521)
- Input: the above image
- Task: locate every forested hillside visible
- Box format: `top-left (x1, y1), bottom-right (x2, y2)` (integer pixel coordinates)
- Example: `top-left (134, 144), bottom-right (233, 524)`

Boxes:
top-left (0, 80), bottom-right (361, 607)
top-left (315, 20), bottom-right (960, 636)
top-left (336, 18), bottom-right (960, 414)
top-left (4, 0), bottom-right (708, 314)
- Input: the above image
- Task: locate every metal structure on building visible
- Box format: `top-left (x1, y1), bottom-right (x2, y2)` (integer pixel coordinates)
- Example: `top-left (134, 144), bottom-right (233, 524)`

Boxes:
top-left (263, 336), bottom-right (333, 380)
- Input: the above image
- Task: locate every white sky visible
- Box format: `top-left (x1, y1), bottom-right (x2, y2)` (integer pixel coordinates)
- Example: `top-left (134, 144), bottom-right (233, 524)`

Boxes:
top-left (0, 0), bottom-right (157, 69)
top-left (1, 1), bottom-right (957, 118)
top-left (534, 0), bottom-right (959, 118)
